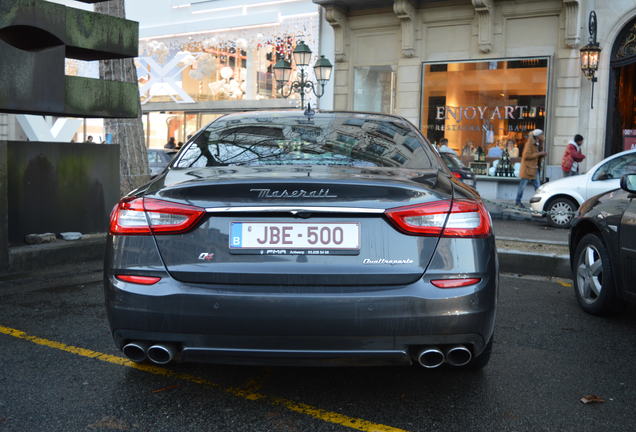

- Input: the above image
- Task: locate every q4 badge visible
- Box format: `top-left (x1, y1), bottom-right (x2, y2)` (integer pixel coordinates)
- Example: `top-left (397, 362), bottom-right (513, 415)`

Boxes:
top-left (198, 253), bottom-right (215, 262)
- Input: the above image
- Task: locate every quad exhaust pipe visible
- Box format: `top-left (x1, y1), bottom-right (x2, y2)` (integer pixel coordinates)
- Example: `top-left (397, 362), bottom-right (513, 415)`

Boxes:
top-left (122, 341), bottom-right (177, 364)
top-left (417, 347), bottom-right (445, 368)
top-left (122, 341), bottom-right (149, 363)
top-left (147, 343), bottom-right (177, 365)
top-left (416, 345), bottom-right (472, 368)
top-left (445, 345), bottom-right (472, 367)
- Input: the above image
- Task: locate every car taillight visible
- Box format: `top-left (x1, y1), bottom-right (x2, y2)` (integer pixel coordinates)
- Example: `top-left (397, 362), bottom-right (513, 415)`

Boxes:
top-left (115, 275), bottom-right (162, 285)
top-left (385, 199), bottom-right (491, 238)
top-left (431, 278), bottom-right (481, 288)
top-left (451, 171), bottom-right (462, 179)
top-left (109, 197), bottom-right (205, 235)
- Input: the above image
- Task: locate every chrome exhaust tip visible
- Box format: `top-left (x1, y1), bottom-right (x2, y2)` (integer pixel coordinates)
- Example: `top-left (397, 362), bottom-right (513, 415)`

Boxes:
top-left (446, 345), bottom-right (472, 367)
top-left (122, 341), bottom-right (148, 363)
top-left (417, 347), bottom-right (445, 368)
top-left (147, 343), bottom-right (177, 365)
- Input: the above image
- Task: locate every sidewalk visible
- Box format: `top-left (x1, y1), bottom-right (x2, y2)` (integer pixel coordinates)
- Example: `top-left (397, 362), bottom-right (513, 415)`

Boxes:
top-left (484, 199), bottom-right (538, 222)
top-left (493, 218), bottom-right (569, 244)
top-left (492, 218), bottom-right (571, 279)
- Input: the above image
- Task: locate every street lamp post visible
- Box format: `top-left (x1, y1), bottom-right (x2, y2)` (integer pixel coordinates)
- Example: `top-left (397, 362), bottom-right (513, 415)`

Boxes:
top-left (580, 11), bottom-right (602, 109)
top-left (273, 41), bottom-right (333, 109)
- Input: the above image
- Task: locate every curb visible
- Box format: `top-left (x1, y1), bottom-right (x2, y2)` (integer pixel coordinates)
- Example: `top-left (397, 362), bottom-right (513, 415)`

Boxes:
top-left (8, 237), bottom-right (106, 274)
top-left (498, 248), bottom-right (571, 279)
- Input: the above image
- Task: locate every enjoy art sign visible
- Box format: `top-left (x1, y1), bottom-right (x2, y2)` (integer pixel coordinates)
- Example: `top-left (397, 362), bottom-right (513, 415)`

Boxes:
top-left (436, 105), bottom-right (531, 122)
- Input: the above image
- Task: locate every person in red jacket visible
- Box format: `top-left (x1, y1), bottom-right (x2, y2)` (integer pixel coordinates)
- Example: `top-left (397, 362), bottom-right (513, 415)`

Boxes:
top-left (561, 134), bottom-right (586, 176)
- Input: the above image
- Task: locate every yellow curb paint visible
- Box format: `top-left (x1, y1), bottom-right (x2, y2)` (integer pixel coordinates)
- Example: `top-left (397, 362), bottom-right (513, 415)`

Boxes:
top-left (557, 281), bottom-right (573, 288)
top-left (0, 325), bottom-right (407, 432)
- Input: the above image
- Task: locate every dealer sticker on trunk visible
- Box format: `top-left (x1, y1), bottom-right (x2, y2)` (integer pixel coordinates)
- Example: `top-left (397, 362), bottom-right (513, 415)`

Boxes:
top-left (229, 222), bottom-right (360, 255)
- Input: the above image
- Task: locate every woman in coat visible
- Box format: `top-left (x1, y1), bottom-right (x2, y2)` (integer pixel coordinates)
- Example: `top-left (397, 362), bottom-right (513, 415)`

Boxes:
top-left (515, 129), bottom-right (547, 207)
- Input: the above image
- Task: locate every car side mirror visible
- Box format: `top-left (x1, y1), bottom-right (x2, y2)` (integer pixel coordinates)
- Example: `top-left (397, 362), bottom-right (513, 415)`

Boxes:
top-left (620, 174), bottom-right (636, 193)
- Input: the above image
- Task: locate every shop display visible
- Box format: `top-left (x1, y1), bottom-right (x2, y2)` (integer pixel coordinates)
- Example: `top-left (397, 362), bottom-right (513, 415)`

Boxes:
top-left (422, 58), bottom-right (549, 177)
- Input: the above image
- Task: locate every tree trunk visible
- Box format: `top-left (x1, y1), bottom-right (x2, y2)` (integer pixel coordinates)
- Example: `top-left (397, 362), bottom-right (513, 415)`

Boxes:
top-left (95, 0), bottom-right (148, 196)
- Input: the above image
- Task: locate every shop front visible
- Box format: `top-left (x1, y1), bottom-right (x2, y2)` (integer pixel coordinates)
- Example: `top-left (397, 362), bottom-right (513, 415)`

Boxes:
top-left (420, 57), bottom-right (550, 198)
top-left (422, 57), bottom-right (549, 174)
top-left (314, 0), bottom-right (636, 201)
top-left (138, 13), bottom-right (322, 149)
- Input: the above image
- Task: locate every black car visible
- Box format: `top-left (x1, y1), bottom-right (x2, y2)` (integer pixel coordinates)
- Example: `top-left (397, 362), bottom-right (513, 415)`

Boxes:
top-left (105, 111), bottom-right (497, 369)
top-left (439, 151), bottom-right (477, 187)
top-left (569, 173), bottom-right (636, 314)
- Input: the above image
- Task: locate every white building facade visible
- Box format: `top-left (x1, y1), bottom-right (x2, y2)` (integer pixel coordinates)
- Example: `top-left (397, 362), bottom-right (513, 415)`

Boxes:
top-left (313, 0), bottom-right (636, 178)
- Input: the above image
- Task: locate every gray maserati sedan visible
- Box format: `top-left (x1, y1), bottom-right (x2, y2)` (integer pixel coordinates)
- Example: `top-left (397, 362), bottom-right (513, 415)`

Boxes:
top-left (105, 111), bottom-right (498, 369)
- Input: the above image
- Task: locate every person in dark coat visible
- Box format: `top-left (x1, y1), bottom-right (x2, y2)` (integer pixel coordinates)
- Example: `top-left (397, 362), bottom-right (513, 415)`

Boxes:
top-left (164, 137), bottom-right (176, 149)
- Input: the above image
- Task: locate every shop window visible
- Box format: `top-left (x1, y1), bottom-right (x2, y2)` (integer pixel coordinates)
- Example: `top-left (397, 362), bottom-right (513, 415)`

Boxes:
top-left (353, 66), bottom-right (396, 114)
top-left (422, 58), bottom-right (549, 177)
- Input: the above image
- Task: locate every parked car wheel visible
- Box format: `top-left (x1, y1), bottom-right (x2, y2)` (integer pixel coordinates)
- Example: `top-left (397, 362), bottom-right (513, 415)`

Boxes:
top-left (573, 233), bottom-right (618, 315)
top-left (546, 196), bottom-right (578, 228)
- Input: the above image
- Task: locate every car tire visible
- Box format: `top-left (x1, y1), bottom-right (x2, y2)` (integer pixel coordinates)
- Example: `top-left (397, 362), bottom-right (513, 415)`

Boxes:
top-left (573, 233), bottom-right (619, 315)
top-left (546, 197), bottom-right (578, 228)
top-left (464, 337), bottom-right (492, 370)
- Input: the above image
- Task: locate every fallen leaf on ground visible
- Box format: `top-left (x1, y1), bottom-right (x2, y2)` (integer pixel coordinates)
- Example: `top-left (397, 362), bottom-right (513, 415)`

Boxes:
top-left (580, 395), bottom-right (605, 404)
top-left (152, 384), bottom-right (180, 393)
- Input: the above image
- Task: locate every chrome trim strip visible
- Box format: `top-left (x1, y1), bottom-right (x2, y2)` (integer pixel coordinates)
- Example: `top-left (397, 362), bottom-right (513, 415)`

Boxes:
top-left (204, 206), bottom-right (385, 214)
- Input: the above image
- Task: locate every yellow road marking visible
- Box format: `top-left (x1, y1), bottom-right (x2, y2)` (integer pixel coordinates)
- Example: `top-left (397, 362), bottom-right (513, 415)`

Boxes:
top-left (557, 281), bottom-right (573, 288)
top-left (0, 325), bottom-right (407, 432)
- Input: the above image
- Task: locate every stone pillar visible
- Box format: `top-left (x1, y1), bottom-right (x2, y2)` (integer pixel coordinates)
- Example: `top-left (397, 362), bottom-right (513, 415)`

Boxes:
top-left (0, 140), bottom-right (8, 272)
top-left (245, 47), bottom-right (258, 100)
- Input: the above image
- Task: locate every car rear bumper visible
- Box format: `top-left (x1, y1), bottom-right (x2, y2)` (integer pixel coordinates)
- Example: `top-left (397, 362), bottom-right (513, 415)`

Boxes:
top-left (105, 274), bottom-right (497, 366)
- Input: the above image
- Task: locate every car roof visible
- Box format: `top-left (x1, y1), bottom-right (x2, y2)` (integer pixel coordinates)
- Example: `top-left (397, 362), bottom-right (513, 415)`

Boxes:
top-left (212, 109), bottom-right (413, 124)
top-left (588, 148), bottom-right (636, 172)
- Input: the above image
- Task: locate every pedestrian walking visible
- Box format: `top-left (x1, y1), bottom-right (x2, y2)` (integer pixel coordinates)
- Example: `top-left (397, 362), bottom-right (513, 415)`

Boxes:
top-left (561, 134), bottom-right (586, 176)
top-left (164, 137), bottom-right (176, 149)
top-left (515, 129), bottom-right (547, 207)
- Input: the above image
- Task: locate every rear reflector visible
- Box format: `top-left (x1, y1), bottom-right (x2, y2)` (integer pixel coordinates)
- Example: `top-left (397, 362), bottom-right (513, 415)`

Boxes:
top-left (109, 197), bottom-right (205, 235)
top-left (431, 278), bottom-right (481, 288)
top-left (115, 275), bottom-right (162, 285)
top-left (385, 199), bottom-right (491, 238)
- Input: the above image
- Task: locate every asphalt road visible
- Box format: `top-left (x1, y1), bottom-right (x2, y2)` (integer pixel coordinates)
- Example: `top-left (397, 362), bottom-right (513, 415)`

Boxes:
top-left (1, 270), bottom-right (635, 432)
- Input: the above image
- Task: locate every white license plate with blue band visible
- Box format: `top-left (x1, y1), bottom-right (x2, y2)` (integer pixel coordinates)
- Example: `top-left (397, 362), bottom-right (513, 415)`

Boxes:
top-left (229, 222), bottom-right (360, 255)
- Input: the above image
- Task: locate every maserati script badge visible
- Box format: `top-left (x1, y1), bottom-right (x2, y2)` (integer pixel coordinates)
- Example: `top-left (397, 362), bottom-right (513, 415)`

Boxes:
top-left (250, 188), bottom-right (338, 199)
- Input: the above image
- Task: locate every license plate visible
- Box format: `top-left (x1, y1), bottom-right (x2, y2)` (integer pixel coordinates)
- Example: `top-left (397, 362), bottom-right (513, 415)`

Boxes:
top-left (229, 222), bottom-right (360, 255)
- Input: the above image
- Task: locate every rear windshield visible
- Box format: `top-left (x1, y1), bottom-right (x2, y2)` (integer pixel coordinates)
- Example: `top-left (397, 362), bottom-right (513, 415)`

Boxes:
top-left (174, 113), bottom-right (437, 170)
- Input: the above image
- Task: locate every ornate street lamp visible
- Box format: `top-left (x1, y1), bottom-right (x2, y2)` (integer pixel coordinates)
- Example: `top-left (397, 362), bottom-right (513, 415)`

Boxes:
top-left (273, 41), bottom-right (333, 109)
top-left (580, 11), bottom-right (602, 109)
